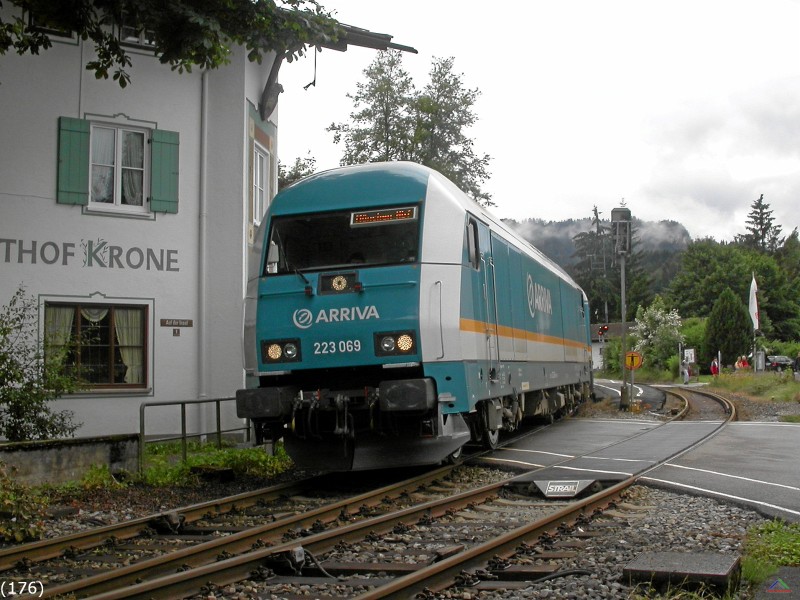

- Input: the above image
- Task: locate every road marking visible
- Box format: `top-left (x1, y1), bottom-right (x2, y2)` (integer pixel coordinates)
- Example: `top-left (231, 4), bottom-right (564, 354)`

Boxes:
top-left (641, 476), bottom-right (800, 518)
top-left (663, 463), bottom-right (800, 492)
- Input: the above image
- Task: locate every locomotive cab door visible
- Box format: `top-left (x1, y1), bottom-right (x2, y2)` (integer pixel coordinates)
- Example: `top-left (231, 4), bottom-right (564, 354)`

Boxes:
top-left (467, 217), bottom-right (499, 382)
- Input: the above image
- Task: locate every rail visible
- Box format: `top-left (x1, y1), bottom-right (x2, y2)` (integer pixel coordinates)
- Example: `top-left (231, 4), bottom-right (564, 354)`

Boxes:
top-left (138, 397), bottom-right (250, 472)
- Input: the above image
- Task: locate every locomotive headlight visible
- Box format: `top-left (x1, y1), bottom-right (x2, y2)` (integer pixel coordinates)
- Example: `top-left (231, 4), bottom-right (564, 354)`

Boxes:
top-left (375, 331), bottom-right (416, 356)
top-left (262, 339), bottom-right (301, 363)
top-left (380, 336), bottom-right (396, 352)
top-left (267, 343), bottom-right (283, 360)
top-left (396, 334), bottom-right (414, 352)
top-left (283, 342), bottom-right (298, 359)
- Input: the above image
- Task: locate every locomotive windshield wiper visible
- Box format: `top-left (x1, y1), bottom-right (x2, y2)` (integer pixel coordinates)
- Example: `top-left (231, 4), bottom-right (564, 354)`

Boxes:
top-left (289, 264), bottom-right (310, 285)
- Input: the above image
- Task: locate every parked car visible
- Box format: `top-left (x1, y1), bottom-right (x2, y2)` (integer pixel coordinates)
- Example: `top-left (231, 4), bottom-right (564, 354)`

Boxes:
top-left (766, 355), bottom-right (794, 371)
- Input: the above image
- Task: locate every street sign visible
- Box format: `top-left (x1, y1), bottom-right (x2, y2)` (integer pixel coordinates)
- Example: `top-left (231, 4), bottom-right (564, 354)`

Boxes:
top-left (625, 351), bottom-right (643, 370)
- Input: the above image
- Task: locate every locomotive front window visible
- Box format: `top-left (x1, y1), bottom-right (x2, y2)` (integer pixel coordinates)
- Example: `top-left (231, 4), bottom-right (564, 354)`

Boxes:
top-left (266, 206), bottom-right (420, 275)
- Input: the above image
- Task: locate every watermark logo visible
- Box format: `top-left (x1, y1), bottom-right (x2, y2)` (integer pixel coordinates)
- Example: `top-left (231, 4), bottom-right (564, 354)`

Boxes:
top-left (767, 577), bottom-right (792, 594)
top-left (766, 577), bottom-right (792, 593)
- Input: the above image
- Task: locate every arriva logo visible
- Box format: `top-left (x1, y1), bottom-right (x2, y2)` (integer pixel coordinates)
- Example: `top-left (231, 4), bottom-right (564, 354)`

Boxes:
top-left (292, 306), bottom-right (380, 329)
top-left (527, 274), bottom-right (553, 318)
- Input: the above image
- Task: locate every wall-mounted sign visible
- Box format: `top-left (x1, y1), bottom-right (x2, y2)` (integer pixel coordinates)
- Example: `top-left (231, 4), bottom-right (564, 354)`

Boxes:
top-left (160, 319), bottom-right (193, 327)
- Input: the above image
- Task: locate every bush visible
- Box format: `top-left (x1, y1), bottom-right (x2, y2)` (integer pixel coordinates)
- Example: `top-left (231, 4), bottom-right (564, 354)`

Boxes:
top-left (0, 286), bottom-right (82, 441)
top-left (0, 461), bottom-right (48, 543)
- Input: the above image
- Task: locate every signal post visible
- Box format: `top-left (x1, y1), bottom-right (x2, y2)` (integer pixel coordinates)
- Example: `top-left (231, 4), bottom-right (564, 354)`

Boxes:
top-left (612, 207), bottom-right (632, 410)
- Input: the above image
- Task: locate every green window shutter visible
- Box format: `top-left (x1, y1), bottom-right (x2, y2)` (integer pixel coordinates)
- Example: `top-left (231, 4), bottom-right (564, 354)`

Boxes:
top-left (150, 129), bottom-right (179, 214)
top-left (57, 117), bottom-right (90, 205)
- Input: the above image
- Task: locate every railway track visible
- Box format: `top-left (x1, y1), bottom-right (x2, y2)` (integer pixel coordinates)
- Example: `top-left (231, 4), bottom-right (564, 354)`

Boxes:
top-left (1, 389), bottom-right (738, 599)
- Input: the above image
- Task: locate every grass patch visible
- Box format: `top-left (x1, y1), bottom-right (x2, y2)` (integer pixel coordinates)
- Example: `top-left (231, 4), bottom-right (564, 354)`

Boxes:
top-left (140, 442), bottom-right (293, 487)
top-left (744, 520), bottom-right (800, 568)
top-left (710, 371), bottom-right (800, 403)
top-left (740, 520), bottom-right (800, 592)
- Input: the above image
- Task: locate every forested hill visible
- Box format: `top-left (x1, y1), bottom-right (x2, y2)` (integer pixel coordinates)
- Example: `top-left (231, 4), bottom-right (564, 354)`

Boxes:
top-left (504, 218), bottom-right (692, 267)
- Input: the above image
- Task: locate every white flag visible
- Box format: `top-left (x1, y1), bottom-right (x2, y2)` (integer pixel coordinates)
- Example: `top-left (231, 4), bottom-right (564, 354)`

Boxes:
top-left (749, 273), bottom-right (759, 331)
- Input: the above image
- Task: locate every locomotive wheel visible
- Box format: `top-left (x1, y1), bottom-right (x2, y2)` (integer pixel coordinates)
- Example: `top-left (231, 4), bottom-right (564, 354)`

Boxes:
top-left (445, 445), bottom-right (463, 464)
top-left (481, 403), bottom-right (499, 450)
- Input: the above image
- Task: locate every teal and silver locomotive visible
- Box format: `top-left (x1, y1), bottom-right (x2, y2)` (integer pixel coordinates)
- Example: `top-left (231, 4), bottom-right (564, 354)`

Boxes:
top-left (237, 162), bottom-right (592, 470)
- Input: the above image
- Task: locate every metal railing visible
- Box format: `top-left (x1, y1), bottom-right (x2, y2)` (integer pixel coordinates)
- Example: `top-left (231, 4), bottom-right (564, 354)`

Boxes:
top-left (138, 396), bottom-right (251, 472)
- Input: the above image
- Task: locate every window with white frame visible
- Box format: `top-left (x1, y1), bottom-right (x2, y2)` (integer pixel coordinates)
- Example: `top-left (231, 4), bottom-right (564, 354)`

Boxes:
top-left (45, 303), bottom-right (148, 389)
top-left (119, 23), bottom-right (156, 47)
top-left (58, 116), bottom-right (179, 214)
top-left (90, 124), bottom-right (148, 211)
top-left (253, 143), bottom-right (270, 224)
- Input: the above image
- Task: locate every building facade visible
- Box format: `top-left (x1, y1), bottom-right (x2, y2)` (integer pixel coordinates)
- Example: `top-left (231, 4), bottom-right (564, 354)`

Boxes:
top-left (0, 10), bottom-right (279, 438)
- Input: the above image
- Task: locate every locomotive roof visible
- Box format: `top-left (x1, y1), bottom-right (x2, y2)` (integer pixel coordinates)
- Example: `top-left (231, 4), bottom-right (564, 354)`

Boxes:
top-left (272, 162), bottom-right (583, 294)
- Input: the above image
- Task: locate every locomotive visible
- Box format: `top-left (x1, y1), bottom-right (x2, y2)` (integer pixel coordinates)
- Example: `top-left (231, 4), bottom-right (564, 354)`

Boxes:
top-left (237, 162), bottom-right (593, 470)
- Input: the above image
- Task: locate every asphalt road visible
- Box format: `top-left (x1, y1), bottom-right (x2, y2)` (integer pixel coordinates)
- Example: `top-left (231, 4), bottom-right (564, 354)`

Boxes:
top-left (477, 401), bottom-right (800, 522)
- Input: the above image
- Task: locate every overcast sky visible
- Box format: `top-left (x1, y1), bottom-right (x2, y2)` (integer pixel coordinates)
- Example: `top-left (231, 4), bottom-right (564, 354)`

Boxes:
top-left (276, 0), bottom-right (800, 242)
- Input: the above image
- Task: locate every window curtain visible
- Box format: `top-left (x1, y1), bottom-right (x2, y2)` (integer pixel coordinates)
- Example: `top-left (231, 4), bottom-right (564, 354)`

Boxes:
top-left (44, 306), bottom-right (74, 366)
top-left (91, 127), bottom-right (115, 203)
top-left (114, 309), bottom-right (143, 384)
top-left (122, 131), bottom-right (144, 206)
top-left (80, 307), bottom-right (109, 323)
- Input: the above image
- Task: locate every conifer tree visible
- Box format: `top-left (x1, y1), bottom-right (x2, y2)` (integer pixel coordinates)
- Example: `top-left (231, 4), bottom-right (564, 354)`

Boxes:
top-left (736, 194), bottom-right (784, 253)
top-left (703, 287), bottom-right (752, 370)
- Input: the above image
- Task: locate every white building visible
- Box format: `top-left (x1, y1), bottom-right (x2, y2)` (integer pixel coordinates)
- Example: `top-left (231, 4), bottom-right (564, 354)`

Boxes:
top-left (0, 5), bottom-right (412, 439)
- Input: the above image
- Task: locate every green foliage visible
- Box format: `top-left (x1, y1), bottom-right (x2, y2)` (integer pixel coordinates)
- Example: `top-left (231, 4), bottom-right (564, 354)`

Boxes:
top-left (328, 50), bottom-right (492, 205)
top-left (762, 339), bottom-right (800, 362)
top-left (568, 211), bottom-right (653, 322)
top-left (632, 295), bottom-right (684, 371)
top-left (708, 372), bottom-right (800, 405)
top-left (278, 154), bottom-right (317, 191)
top-left (735, 194), bottom-right (784, 253)
top-left (0, 461), bottom-right (47, 543)
top-left (328, 49), bottom-right (415, 165)
top-left (0, 286), bottom-right (82, 442)
top-left (1, 0), bottom-right (339, 88)
top-left (741, 556), bottom-right (778, 586)
top-left (745, 520), bottom-right (800, 568)
top-left (667, 230), bottom-right (800, 342)
top-left (80, 464), bottom-right (125, 491)
top-left (680, 317), bottom-right (706, 358)
top-left (599, 337), bottom-right (622, 375)
top-left (704, 288), bottom-right (753, 370)
top-left (412, 57), bottom-right (492, 205)
top-left (140, 442), bottom-right (292, 487)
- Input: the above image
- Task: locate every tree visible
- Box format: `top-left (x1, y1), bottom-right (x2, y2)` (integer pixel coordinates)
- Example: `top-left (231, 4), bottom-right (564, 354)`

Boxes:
top-left (570, 206), bottom-right (613, 323)
top-left (703, 287), bottom-right (752, 371)
top-left (329, 50), bottom-right (493, 205)
top-left (569, 211), bottom-right (651, 322)
top-left (775, 228), bottom-right (800, 284)
top-left (667, 239), bottom-right (800, 341)
top-left (631, 295), bottom-right (684, 371)
top-left (412, 57), bottom-right (492, 205)
top-left (736, 194), bottom-right (784, 254)
top-left (0, 287), bottom-right (82, 442)
top-left (0, 0), bottom-right (339, 88)
top-left (328, 49), bottom-right (416, 164)
top-left (278, 154), bottom-right (317, 190)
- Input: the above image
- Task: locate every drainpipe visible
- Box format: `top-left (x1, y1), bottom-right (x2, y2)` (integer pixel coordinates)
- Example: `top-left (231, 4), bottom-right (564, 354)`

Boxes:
top-left (197, 69), bottom-right (210, 437)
